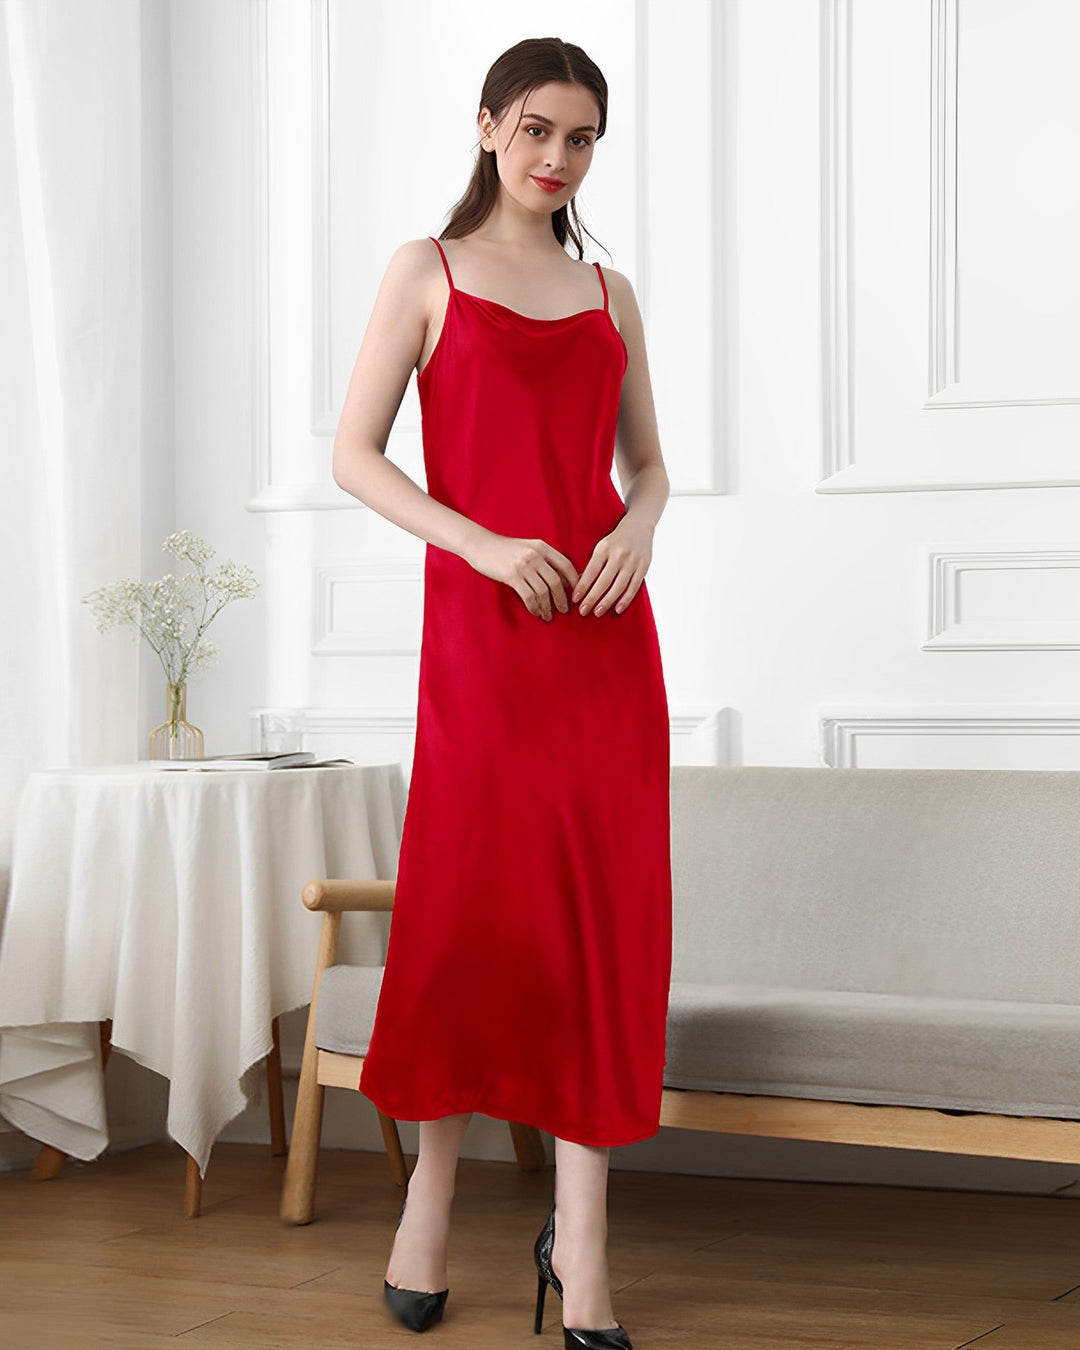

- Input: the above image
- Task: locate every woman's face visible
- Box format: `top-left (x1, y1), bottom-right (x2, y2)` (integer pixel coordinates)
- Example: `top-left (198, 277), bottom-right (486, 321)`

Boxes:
top-left (479, 81), bottom-right (600, 214)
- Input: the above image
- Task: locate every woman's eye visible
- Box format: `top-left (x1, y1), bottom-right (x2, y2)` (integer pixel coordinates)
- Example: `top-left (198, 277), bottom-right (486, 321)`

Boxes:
top-left (524, 126), bottom-right (591, 148)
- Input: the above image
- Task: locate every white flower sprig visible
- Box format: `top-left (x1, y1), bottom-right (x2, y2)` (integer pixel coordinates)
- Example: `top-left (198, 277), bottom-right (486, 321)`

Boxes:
top-left (82, 530), bottom-right (260, 688)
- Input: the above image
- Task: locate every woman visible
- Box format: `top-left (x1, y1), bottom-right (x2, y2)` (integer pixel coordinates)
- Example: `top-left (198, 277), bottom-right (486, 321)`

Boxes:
top-left (332, 36), bottom-right (672, 1349)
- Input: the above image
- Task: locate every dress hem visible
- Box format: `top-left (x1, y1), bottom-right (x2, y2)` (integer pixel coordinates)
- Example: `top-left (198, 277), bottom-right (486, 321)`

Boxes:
top-left (358, 1079), bottom-right (661, 1150)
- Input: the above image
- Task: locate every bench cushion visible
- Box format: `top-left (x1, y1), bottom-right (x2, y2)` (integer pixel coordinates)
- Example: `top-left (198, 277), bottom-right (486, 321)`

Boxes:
top-left (315, 964), bottom-right (1080, 1121)
top-left (664, 981), bottom-right (1080, 1119)
top-left (316, 964), bottom-right (383, 1057)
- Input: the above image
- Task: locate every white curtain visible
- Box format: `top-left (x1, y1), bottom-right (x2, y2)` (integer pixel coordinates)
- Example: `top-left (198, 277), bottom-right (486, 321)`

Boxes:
top-left (0, 0), bottom-right (143, 912)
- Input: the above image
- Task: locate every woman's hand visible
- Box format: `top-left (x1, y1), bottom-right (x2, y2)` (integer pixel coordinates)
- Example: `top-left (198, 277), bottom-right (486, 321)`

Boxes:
top-left (463, 532), bottom-right (580, 622)
top-left (572, 516), bottom-right (654, 617)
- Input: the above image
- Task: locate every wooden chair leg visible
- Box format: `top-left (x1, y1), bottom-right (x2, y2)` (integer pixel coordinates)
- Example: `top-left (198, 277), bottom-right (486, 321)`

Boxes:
top-left (508, 1121), bottom-right (548, 1171)
top-left (30, 1019), bottom-right (114, 1181)
top-left (181, 1014), bottom-right (286, 1221)
top-left (280, 1058), bottom-right (325, 1224)
top-left (280, 912), bottom-right (341, 1225)
top-left (184, 1151), bottom-right (202, 1218)
top-left (266, 1015), bottom-right (287, 1156)
top-left (377, 1106), bottom-right (409, 1187)
top-left (28, 1144), bottom-right (67, 1180)
top-left (279, 1047), bottom-right (326, 1225)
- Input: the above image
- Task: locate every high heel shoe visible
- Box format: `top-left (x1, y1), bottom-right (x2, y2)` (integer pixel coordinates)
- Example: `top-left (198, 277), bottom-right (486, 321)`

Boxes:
top-left (532, 1202), bottom-right (633, 1349)
top-left (383, 1192), bottom-right (450, 1333)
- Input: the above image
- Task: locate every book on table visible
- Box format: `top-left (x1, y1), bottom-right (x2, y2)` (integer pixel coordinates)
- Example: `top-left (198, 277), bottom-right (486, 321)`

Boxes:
top-left (155, 752), bottom-right (354, 771)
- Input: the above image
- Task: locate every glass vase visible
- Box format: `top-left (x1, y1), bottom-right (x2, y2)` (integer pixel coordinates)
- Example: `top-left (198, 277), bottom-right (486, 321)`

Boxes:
top-left (148, 680), bottom-right (204, 760)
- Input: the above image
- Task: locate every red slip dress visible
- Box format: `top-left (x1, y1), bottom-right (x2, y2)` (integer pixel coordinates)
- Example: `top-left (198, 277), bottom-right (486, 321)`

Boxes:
top-left (357, 235), bottom-right (672, 1147)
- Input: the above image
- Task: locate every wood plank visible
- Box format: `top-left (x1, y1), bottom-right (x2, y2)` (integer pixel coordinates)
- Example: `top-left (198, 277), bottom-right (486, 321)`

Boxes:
top-left (659, 1088), bottom-right (1080, 1162)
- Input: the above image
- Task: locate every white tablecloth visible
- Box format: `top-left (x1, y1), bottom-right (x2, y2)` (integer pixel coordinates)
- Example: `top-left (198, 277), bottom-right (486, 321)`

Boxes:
top-left (0, 761), bottom-right (405, 1176)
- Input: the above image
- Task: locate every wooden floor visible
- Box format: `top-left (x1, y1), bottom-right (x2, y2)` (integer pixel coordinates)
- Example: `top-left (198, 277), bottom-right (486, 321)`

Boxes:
top-left (3, 1141), bottom-right (1080, 1348)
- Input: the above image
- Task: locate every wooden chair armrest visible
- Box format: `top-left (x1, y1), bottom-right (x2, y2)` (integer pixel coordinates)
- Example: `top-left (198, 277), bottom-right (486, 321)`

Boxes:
top-left (302, 878), bottom-right (396, 912)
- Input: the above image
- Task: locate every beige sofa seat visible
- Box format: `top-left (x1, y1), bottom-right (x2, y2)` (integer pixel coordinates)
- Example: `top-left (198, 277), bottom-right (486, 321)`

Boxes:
top-left (316, 969), bottom-right (1080, 1122)
top-left (663, 983), bottom-right (1080, 1118)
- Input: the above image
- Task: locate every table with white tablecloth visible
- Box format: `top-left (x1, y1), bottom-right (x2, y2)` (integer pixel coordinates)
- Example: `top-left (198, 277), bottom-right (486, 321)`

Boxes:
top-left (0, 761), bottom-right (405, 1176)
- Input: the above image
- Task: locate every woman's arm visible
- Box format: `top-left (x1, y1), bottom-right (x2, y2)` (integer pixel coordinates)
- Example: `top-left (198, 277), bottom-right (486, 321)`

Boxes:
top-left (332, 239), bottom-right (579, 622)
top-left (571, 268), bottom-right (670, 618)
top-left (607, 268), bottom-right (670, 531)
top-left (331, 239), bottom-right (489, 562)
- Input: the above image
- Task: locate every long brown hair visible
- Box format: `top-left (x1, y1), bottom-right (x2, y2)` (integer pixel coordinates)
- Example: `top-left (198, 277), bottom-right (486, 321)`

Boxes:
top-left (439, 37), bottom-right (608, 260)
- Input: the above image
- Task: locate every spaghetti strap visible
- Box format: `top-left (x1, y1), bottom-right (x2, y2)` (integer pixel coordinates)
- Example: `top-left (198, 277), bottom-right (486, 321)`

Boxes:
top-left (429, 235), bottom-right (455, 291)
top-left (593, 261), bottom-right (609, 313)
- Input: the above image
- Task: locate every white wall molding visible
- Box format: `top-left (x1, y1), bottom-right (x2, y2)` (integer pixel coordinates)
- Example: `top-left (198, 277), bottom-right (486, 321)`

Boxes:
top-left (925, 548), bottom-right (1080, 651)
top-left (313, 560), bottom-right (424, 656)
top-left (309, 0), bottom-right (336, 438)
top-left (670, 705), bottom-right (738, 765)
top-left (821, 712), bottom-right (1080, 769)
top-left (243, 0), bottom-right (274, 511)
top-left (820, 0), bottom-right (853, 481)
top-left (926, 0), bottom-right (1078, 412)
top-left (251, 704), bottom-right (722, 757)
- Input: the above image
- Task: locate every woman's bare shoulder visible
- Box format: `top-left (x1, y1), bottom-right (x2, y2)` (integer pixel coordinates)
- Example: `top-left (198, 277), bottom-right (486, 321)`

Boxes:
top-left (369, 237), bottom-right (446, 321)
top-left (595, 264), bottom-right (635, 304)
top-left (593, 264), bottom-right (639, 332)
top-left (382, 236), bottom-right (444, 283)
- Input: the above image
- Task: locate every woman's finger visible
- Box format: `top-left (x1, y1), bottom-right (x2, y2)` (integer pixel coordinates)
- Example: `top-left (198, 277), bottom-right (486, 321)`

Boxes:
top-left (538, 543), bottom-right (580, 595)
top-left (533, 554), bottom-right (573, 613)
top-left (613, 569), bottom-right (645, 614)
top-left (578, 556), bottom-right (626, 614)
top-left (522, 571), bottom-right (553, 621)
top-left (590, 566), bottom-right (632, 616)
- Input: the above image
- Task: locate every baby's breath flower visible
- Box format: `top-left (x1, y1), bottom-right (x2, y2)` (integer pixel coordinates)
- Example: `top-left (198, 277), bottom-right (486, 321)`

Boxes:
top-left (82, 531), bottom-right (260, 688)
top-left (162, 530), bottom-right (214, 568)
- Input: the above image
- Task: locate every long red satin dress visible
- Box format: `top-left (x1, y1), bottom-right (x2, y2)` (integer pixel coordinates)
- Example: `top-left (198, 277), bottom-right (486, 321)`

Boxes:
top-left (357, 235), bottom-right (671, 1146)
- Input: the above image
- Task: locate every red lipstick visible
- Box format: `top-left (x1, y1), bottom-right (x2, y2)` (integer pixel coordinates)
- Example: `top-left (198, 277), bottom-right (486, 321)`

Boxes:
top-left (531, 175), bottom-right (566, 193)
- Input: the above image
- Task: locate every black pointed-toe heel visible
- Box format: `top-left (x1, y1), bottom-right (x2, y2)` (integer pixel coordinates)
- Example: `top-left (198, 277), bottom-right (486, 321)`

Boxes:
top-left (383, 1193), bottom-right (450, 1333)
top-left (532, 1202), bottom-right (633, 1349)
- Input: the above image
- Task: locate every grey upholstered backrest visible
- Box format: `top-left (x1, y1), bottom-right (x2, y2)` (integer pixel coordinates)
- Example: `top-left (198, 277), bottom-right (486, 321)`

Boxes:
top-left (669, 765), bottom-right (1080, 1003)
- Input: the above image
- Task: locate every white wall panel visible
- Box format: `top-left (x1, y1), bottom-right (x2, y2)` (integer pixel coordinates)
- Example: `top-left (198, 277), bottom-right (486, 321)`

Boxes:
top-left (313, 561), bottom-right (423, 656)
top-left (820, 0), bottom-right (1080, 493)
top-left (925, 548), bottom-right (1080, 650)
